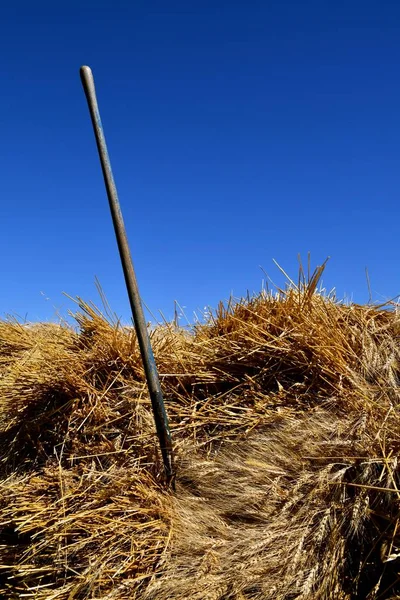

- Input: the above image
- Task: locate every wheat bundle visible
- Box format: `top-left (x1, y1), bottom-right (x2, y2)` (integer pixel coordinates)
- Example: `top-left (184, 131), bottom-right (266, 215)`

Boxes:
top-left (0, 271), bottom-right (399, 599)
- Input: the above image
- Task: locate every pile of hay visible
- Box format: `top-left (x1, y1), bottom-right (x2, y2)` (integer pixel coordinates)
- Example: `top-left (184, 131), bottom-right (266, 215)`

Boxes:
top-left (1, 268), bottom-right (400, 599)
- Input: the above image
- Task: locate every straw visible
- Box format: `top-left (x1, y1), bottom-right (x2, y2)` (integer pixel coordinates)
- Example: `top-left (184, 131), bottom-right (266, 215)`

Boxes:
top-left (1, 264), bottom-right (400, 598)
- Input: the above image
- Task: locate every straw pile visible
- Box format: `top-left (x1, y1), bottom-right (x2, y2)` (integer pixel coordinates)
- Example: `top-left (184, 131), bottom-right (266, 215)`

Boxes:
top-left (1, 266), bottom-right (400, 599)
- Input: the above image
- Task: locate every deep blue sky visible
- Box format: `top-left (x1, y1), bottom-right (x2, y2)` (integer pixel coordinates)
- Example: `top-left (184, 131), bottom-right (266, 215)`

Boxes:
top-left (1, 1), bottom-right (399, 323)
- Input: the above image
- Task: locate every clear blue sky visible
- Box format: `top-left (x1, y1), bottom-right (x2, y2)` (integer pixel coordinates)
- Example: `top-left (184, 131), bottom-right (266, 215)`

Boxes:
top-left (1, 1), bottom-right (399, 323)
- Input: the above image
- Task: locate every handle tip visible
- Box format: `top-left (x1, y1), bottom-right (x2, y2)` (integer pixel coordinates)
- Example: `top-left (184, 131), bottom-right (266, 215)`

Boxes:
top-left (80, 65), bottom-right (92, 76)
top-left (80, 65), bottom-right (95, 92)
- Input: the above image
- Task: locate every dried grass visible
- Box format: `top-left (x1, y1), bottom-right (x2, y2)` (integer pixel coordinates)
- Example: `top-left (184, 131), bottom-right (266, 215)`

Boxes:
top-left (1, 266), bottom-right (400, 598)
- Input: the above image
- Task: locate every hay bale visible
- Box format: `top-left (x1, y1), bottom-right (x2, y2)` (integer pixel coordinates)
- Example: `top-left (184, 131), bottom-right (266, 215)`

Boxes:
top-left (0, 277), bottom-right (400, 598)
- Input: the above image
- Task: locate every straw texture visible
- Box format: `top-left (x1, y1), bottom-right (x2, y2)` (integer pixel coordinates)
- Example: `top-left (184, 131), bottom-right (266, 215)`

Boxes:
top-left (1, 267), bottom-right (400, 599)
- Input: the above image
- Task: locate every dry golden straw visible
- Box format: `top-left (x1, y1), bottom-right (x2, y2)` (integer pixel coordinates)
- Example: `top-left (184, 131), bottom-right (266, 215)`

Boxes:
top-left (1, 264), bottom-right (400, 599)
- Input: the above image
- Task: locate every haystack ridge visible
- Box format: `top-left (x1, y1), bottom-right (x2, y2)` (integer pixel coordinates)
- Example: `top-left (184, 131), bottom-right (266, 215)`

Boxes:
top-left (1, 267), bottom-right (400, 599)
